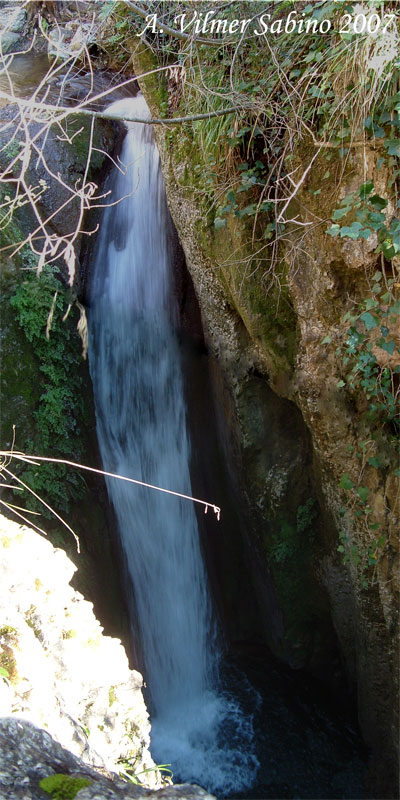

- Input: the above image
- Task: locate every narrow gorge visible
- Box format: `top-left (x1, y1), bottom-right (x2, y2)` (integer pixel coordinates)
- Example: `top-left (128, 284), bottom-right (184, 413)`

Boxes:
top-left (0, 3), bottom-right (398, 800)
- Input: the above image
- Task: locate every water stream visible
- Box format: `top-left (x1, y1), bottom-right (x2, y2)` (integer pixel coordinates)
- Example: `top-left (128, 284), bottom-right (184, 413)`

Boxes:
top-left (88, 94), bottom-right (258, 796)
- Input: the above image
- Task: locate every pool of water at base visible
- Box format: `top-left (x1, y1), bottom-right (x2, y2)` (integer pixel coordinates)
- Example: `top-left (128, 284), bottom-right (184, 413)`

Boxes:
top-left (164, 645), bottom-right (367, 800)
top-left (225, 647), bottom-right (366, 800)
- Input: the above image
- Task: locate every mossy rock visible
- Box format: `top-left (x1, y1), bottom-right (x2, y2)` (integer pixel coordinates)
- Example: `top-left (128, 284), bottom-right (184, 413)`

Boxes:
top-left (39, 773), bottom-right (91, 799)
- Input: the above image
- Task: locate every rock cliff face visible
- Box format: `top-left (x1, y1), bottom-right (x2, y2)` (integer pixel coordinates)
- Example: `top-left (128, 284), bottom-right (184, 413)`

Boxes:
top-left (131, 47), bottom-right (399, 796)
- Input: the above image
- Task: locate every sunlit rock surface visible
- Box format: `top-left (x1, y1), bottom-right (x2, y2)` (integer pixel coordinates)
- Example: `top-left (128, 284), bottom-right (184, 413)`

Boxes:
top-left (0, 514), bottom-right (158, 788)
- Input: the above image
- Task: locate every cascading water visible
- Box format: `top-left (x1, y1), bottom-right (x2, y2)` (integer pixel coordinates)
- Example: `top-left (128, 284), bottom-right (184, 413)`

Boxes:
top-left (88, 94), bottom-right (258, 796)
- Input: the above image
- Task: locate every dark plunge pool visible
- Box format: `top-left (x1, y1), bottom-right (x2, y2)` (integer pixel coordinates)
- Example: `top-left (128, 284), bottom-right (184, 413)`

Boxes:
top-left (218, 646), bottom-right (366, 800)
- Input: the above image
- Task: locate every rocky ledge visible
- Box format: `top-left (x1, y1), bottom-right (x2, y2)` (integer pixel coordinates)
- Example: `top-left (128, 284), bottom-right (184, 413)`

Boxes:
top-left (0, 718), bottom-right (215, 799)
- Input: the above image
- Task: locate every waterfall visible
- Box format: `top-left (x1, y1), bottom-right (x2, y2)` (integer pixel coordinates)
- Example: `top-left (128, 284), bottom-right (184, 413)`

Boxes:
top-left (88, 94), bottom-right (258, 795)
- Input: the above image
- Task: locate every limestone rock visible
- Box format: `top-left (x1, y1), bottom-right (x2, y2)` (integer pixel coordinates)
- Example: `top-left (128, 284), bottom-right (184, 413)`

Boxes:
top-left (47, 19), bottom-right (96, 62)
top-left (0, 31), bottom-right (20, 53)
top-left (0, 718), bottom-right (216, 800)
top-left (0, 6), bottom-right (26, 34)
top-left (0, 513), bottom-right (158, 786)
top-left (0, 5), bottom-right (26, 53)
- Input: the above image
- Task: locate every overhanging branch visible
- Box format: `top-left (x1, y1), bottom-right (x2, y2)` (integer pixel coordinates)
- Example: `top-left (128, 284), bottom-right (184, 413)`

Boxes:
top-left (0, 92), bottom-right (240, 125)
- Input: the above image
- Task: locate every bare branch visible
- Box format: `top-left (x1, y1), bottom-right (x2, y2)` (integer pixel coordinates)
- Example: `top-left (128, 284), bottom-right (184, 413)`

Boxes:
top-left (2, 464), bottom-right (80, 551)
top-left (0, 91), bottom-right (239, 125)
top-left (0, 451), bottom-right (222, 520)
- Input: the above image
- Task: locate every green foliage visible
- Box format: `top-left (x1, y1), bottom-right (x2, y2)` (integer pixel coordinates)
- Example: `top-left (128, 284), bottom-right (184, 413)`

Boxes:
top-left (337, 519), bottom-right (386, 590)
top-left (327, 181), bottom-right (400, 261)
top-left (0, 625), bottom-right (17, 634)
top-left (9, 267), bottom-right (86, 513)
top-left (158, 3), bottom-right (397, 206)
top-left (296, 497), bottom-right (318, 533)
top-left (323, 179), bottom-right (399, 581)
top-left (0, 635), bottom-right (17, 683)
top-left (1, 139), bottom-right (20, 163)
top-left (323, 185), bottom-right (400, 424)
top-left (39, 774), bottom-right (91, 799)
top-left (108, 685), bottom-right (117, 706)
top-left (118, 760), bottom-right (173, 785)
top-left (270, 499), bottom-right (317, 564)
top-left (270, 520), bottom-right (297, 564)
top-left (339, 273), bottom-right (399, 426)
top-left (99, 1), bottom-right (115, 21)
top-left (101, 0), bottom-right (399, 318)
top-left (336, 431), bottom-right (395, 587)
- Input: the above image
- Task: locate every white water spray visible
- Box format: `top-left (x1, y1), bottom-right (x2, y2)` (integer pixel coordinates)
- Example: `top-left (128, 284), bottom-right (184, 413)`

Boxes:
top-left (88, 94), bottom-right (258, 795)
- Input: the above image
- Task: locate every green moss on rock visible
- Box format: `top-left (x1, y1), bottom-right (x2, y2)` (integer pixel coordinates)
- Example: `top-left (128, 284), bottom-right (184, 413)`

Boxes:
top-left (39, 773), bottom-right (91, 799)
top-left (0, 627), bottom-right (18, 684)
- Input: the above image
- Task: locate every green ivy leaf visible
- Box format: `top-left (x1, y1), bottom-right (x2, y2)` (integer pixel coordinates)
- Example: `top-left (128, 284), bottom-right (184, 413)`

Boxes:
top-left (214, 217), bottom-right (226, 230)
top-left (340, 221), bottom-right (364, 239)
top-left (359, 180), bottom-right (374, 199)
top-left (360, 311), bottom-right (379, 330)
top-left (327, 224), bottom-right (340, 237)
top-left (368, 212), bottom-right (386, 227)
top-left (340, 473), bottom-right (354, 490)
top-left (380, 239), bottom-right (397, 260)
top-left (389, 300), bottom-right (400, 314)
top-left (369, 195), bottom-right (388, 211)
top-left (322, 335), bottom-right (332, 344)
top-left (358, 228), bottom-right (373, 239)
top-left (332, 207), bottom-right (348, 221)
top-left (377, 339), bottom-right (395, 355)
top-left (357, 486), bottom-right (370, 504)
top-left (384, 138), bottom-right (400, 157)
top-left (365, 298), bottom-right (378, 310)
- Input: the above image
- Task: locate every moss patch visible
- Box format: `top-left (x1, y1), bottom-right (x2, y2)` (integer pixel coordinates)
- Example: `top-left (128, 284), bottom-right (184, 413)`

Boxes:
top-left (108, 685), bottom-right (117, 706)
top-left (0, 627), bottom-right (18, 684)
top-left (39, 774), bottom-right (91, 799)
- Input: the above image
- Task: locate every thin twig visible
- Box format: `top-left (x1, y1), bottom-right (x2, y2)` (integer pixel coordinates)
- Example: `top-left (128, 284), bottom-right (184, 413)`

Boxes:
top-left (2, 465), bottom-right (81, 550)
top-left (0, 452), bottom-right (221, 520)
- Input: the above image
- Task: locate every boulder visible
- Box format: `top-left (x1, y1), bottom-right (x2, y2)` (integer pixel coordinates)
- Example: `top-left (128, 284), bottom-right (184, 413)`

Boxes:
top-left (0, 513), bottom-right (157, 783)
